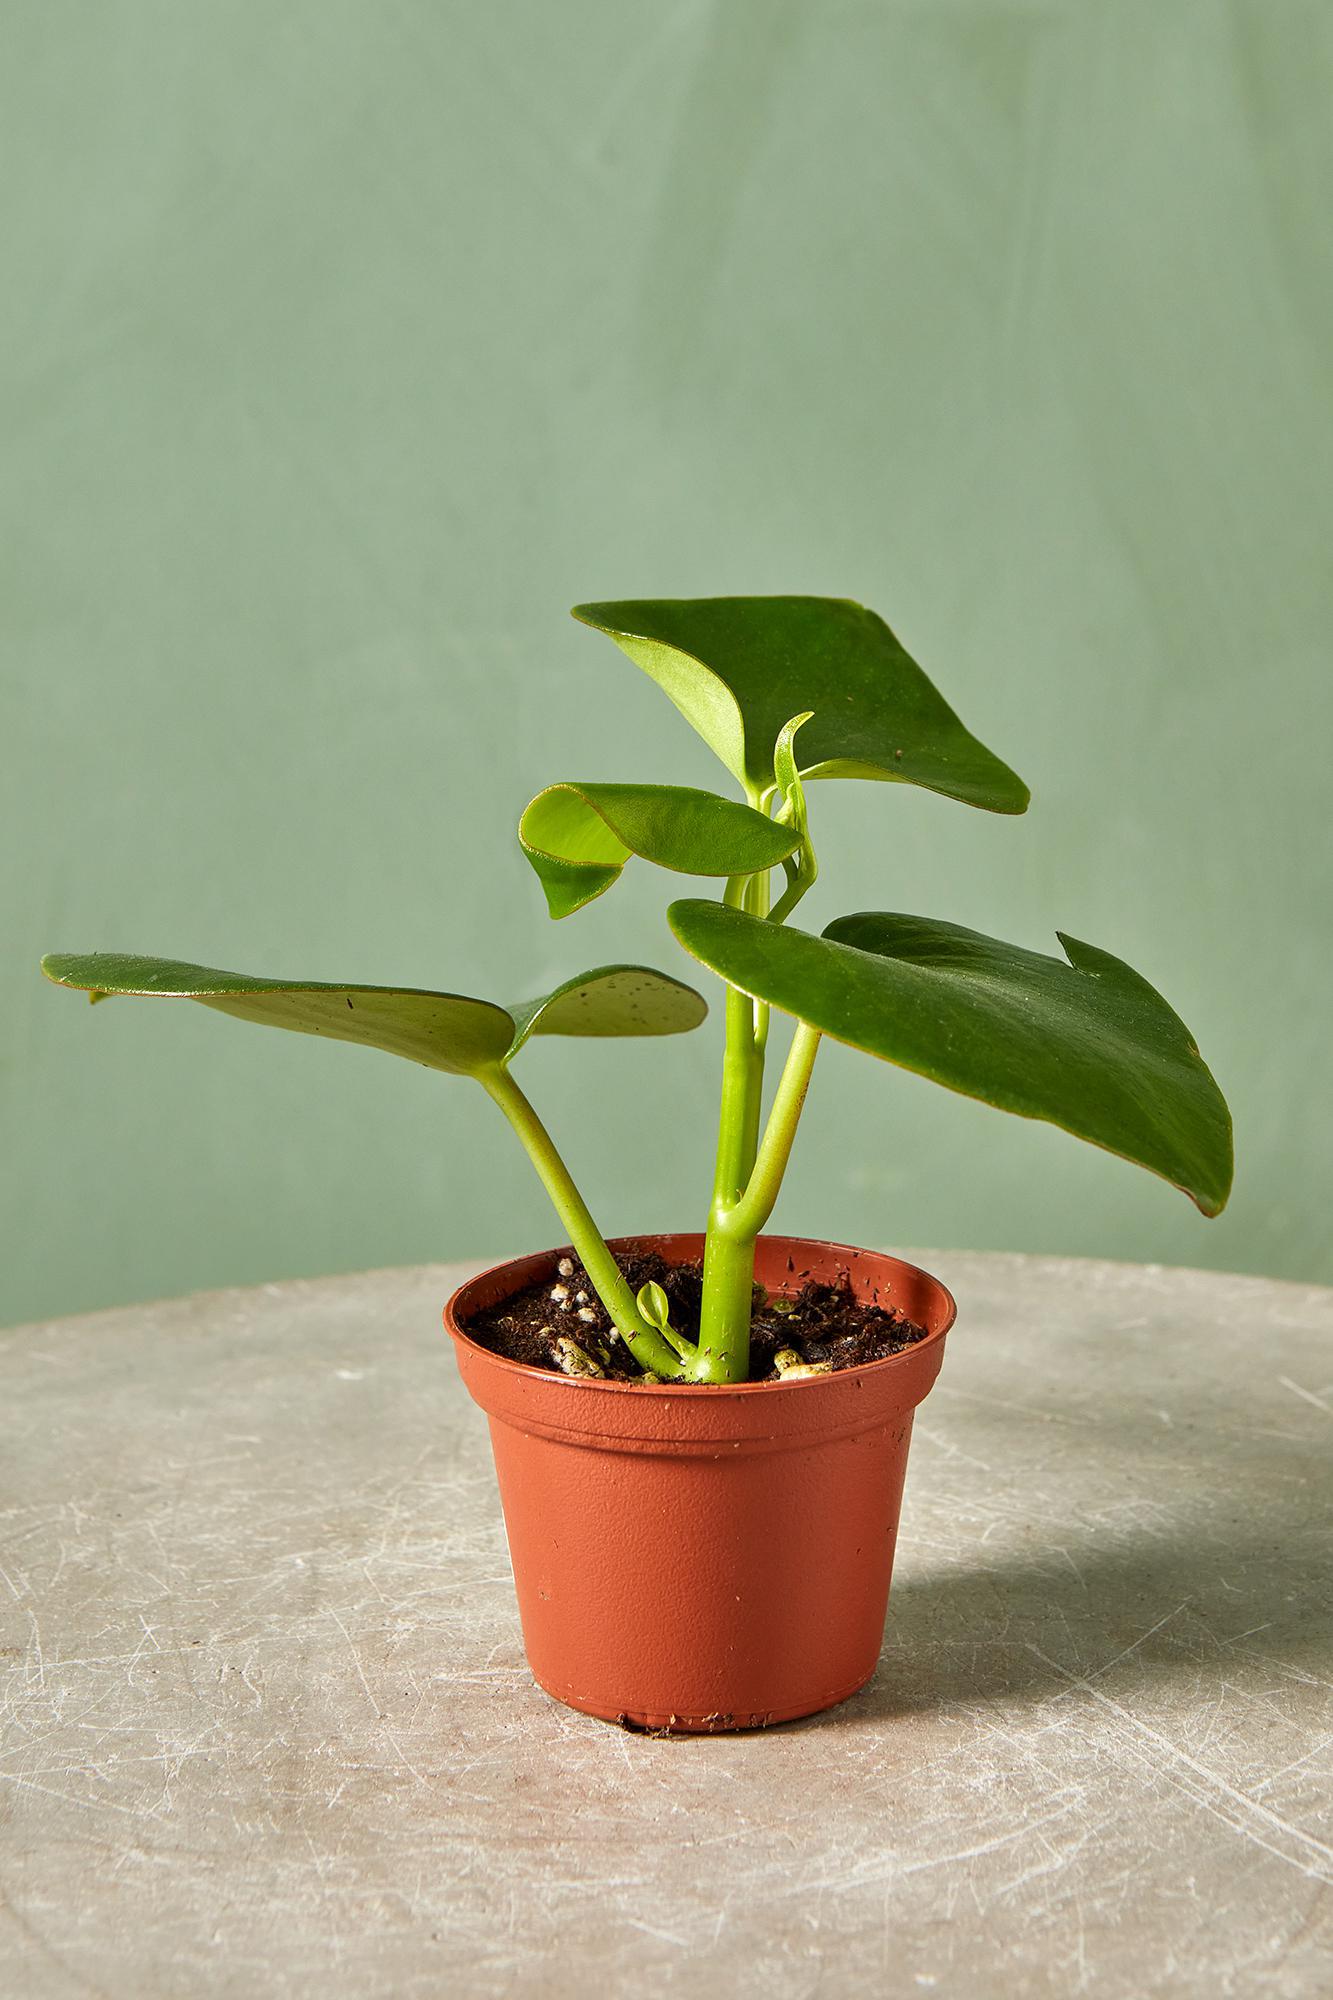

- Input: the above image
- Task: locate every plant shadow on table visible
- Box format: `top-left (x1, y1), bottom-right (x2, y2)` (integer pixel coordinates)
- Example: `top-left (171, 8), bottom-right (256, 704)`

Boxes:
top-left (830, 1428), bottom-right (1332, 1726)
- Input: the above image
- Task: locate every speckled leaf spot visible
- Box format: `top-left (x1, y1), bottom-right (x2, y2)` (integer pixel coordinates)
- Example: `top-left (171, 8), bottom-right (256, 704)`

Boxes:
top-left (40, 953), bottom-right (707, 1079)
top-left (502, 965), bottom-right (708, 1057)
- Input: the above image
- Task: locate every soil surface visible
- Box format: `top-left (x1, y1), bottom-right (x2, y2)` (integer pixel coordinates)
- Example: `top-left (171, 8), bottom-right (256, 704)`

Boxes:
top-left (465, 1248), bottom-right (929, 1384)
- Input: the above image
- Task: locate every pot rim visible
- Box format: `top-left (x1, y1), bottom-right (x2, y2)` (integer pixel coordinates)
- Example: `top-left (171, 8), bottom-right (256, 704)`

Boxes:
top-left (444, 1231), bottom-right (956, 1400)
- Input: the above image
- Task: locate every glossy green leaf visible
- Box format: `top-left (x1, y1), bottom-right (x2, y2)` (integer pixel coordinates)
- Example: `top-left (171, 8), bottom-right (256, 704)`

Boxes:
top-left (573, 597), bottom-right (1029, 814)
top-left (519, 781), bottom-right (798, 919)
top-left (41, 953), bottom-right (707, 1077)
top-left (667, 902), bottom-right (1232, 1215)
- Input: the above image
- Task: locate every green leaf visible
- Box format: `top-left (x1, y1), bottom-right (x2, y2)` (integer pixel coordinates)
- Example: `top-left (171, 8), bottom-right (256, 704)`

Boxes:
top-left (667, 902), bottom-right (1232, 1216)
top-left (503, 963), bottom-right (708, 1057)
top-left (573, 597), bottom-right (1029, 814)
top-left (519, 781), bottom-right (798, 919)
top-left (41, 953), bottom-right (707, 1078)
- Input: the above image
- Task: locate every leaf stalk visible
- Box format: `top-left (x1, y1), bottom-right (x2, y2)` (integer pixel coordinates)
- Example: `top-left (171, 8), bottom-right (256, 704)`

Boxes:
top-left (479, 1065), bottom-right (687, 1378)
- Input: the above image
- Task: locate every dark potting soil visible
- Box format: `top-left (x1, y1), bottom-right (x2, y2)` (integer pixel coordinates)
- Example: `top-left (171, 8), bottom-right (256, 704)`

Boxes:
top-left (466, 1249), bottom-right (930, 1384)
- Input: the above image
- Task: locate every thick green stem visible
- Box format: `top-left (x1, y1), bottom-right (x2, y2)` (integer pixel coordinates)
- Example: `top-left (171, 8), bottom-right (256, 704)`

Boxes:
top-left (695, 1021), bottom-right (823, 1382)
top-left (709, 981), bottom-right (764, 1232)
top-left (725, 1022), bottom-right (821, 1241)
top-left (742, 863), bottom-right (771, 1147)
top-left (713, 806), bottom-right (777, 1200)
top-left (697, 868), bottom-right (768, 1384)
top-left (695, 1220), bottom-right (762, 1383)
top-left (696, 765), bottom-right (823, 1382)
top-left (479, 1066), bottom-right (685, 1378)
top-left (711, 874), bottom-right (767, 1211)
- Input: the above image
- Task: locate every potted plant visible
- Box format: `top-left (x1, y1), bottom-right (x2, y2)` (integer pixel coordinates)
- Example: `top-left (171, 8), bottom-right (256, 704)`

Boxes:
top-left (42, 595), bottom-right (1233, 1732)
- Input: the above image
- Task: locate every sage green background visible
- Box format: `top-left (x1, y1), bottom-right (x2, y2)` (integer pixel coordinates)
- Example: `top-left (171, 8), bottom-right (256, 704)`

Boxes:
top-left (5, 2), bottom-right (1330, 1326)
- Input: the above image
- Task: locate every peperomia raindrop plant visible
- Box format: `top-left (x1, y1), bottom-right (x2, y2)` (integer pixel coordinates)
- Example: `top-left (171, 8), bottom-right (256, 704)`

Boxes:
top-left (42, 596), bottom-right (1233, 1383)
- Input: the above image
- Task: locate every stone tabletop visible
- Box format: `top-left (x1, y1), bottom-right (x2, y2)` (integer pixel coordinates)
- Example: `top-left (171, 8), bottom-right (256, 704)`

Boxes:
top-left (2, 1252), bottom-right (1330, 1998)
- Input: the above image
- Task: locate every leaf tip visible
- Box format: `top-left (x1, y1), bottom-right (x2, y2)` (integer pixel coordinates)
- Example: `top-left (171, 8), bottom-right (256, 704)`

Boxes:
top-left (1189, 1169), bottom-right (1233, 1219)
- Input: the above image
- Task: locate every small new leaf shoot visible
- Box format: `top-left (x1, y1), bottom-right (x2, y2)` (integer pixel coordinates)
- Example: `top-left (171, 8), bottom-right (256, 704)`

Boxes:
top-left (774, 712), bottom-right (814, 831)
top-left (637, 1280), bottom-right (671, 1332)
top-left (636, 1280), bottom-right (697, 1364)
top-left (770, 712), bottom-right (818, 925)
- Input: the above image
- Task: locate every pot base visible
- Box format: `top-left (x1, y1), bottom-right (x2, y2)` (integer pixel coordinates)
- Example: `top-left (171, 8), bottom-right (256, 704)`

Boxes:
top-left (536, 1668), bottom-right (876, 1735)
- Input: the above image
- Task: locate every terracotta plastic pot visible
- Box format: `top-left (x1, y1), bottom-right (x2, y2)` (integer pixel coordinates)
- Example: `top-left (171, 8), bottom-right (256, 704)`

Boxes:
top-left (446, 1233), bottom-right (954, 1733)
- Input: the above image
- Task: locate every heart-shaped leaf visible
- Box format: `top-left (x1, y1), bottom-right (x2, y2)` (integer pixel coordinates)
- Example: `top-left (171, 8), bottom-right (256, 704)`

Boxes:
top-left (573, 597), bottom-right (1029, 814)
top-left (41, 953), bottom-right (707, 1077)
top-left (519, 781), bottom-right (798, 919)
top-left (667, 902), bottom-right (1232, 1215)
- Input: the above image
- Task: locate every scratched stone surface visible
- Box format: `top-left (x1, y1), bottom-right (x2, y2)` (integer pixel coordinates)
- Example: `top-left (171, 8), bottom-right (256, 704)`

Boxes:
top-left (1, 1253), bottom-right (1330, 1998)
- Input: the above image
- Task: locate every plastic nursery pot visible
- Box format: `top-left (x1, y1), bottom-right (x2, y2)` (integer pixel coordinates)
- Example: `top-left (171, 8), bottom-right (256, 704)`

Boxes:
top-left (446, 1234), bottom-right (955, 1734)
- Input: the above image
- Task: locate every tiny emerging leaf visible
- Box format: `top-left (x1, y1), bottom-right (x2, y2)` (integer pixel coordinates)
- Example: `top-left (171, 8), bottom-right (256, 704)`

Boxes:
top-left (636, 1280), bottom-right (672, 1333)
top-left (633, 1277), bottom-right (698, 1365)
top-left (772, 712), bottom-right (818, 913)
top-left (773, 712), bottom-right (814, 822)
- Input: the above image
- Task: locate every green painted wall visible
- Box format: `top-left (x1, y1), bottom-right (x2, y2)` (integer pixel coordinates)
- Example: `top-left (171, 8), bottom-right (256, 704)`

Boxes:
top-left (6, 2), bottom-right (1330, 1326)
